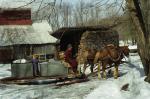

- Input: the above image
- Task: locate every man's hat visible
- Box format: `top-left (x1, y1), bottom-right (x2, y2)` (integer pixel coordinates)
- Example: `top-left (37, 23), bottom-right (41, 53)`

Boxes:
top-left (67, 44), bottom-right (72, 48)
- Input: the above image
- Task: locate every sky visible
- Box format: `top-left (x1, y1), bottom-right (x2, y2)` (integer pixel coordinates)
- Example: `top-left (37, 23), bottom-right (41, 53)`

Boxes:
top-left (0, 0), bottom-right (124, 18)
top-left (0, 0), bottom-right (77, 11)
top-left (0, 0), bottom-right (66, 7)
top-left (0, 0), bottom-right (123, 8)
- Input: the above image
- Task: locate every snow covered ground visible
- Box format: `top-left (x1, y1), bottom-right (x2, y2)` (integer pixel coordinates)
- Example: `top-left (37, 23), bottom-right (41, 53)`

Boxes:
top-left (0, 53), bottom-right (150, 99)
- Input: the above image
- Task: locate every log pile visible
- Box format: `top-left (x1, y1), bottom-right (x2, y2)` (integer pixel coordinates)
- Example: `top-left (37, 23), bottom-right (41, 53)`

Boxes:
top-left (77, 30), bottom-right (119, 64)
top-left (79, 30), bottom-right (119, 50)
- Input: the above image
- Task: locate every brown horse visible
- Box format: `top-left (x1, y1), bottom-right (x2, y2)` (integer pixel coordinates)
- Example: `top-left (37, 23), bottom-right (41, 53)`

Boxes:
top-left (77, 47), bottom-right (97, 74)
top-left (94, 44), bottom-right (130, 79)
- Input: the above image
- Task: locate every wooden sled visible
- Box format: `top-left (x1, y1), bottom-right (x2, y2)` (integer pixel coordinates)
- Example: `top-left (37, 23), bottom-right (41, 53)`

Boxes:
top-left (0, 75), bottom-right (89, 86)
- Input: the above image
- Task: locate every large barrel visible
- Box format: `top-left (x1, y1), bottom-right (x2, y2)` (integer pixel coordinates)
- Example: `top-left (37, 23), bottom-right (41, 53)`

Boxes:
top-left (40, 61), bottom-right (68, 77)
top-left (11, 63), bottom-right (33, 78)
top-left (11, 61), bottom-right (68, 78)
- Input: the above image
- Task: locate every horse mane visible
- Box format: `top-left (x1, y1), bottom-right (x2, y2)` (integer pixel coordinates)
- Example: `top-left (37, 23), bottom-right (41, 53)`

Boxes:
top-left (94, 44), bottom-right (128, 63)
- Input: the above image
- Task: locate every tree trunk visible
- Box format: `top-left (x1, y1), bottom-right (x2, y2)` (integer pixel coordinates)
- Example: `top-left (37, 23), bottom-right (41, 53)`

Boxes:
top-left (126, 0), bottom-right (150, 82)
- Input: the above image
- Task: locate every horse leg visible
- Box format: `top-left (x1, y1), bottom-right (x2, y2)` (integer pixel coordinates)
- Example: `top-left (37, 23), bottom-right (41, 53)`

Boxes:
top-left (113, 64), bottom-right (119, 79)
top-left (77, 58), bottom-right (84, 75)
top-left (97, 61), bottom-right (101, 79)
top-left (102, 62), bottom-right (107, 79)
top-left (89, 59), bottom-right (94, 73)
top-left (90, 63), bottom-right (94, 73)
top-left (77, 62), bottom-right (81, 75)
top-left (83, 62), bottom-right (87, 74)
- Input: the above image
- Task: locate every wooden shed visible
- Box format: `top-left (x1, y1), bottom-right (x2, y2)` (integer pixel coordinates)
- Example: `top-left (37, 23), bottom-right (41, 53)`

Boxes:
top-left (0, 8), bottom-right (57, 63)
top-left (51, 26), bottom-right (119, 56)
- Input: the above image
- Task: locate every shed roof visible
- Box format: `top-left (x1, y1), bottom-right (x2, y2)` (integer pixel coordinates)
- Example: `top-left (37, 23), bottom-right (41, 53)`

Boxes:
top-left (0, 1), bottom-right (31, 9)
top-left (51, 25), bottom-right (111, 39)
top-left (0, 21), bottom-right (57, 46)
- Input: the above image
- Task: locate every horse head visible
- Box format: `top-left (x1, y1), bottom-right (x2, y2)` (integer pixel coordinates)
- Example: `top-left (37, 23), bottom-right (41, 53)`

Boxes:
top-left (120, 46), bottom-right (130, 58)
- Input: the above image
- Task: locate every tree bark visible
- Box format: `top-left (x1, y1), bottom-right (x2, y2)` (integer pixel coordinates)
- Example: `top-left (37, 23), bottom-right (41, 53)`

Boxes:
top-left (126, 0), bottom-right (150, 82)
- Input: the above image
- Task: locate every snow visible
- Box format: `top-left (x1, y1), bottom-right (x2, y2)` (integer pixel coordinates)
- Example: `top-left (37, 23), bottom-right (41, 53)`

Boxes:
top-left (0, 64), bottom-right (11, 79)
top-left (32, 20), bottom-right (58, 43)
top-left (0, 53), bottom-right (150, 99)
top-left (32, 20), bottom-right (53, 34)
top-left (13, 59), bottom-right (27, 63)
top-left (0, 0), bottom-right (31, 8)
top-left (0, 23), bottom-right (57, 46)
top-left (85, 53), bottom-right (148, 99)
top-left (128, 45), bottom-right (137, 50)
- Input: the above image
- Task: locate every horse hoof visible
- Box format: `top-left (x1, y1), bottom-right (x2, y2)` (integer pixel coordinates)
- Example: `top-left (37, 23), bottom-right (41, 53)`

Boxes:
top-left (114, 76), bottom-right (118, 79)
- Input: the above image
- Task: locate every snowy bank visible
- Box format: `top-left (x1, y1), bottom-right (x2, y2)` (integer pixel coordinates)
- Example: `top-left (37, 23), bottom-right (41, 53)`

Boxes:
top-left (0, 53), bottom-right (150, 99)
top-left (85, 53), bottom-right (150, 99)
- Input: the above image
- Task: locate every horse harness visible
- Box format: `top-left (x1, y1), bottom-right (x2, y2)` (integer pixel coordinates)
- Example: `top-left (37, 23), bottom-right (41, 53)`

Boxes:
top-left (106, 46), bottom-right (123, 62)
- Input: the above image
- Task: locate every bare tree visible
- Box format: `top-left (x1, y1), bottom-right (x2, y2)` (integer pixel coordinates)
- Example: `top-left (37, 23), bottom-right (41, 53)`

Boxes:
top-left (126, 0), bottom-right (150, 82)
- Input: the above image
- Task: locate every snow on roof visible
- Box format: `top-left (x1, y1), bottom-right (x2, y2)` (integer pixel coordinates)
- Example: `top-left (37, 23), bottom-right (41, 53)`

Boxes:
top-left (0, 0), bottom-right (31, 8)
top-left (32, 20), bottom-right (57, 44)
top-left (32, 20), bottom-right (53, 34)
top-left (0, 21), bottom-right (57, 46)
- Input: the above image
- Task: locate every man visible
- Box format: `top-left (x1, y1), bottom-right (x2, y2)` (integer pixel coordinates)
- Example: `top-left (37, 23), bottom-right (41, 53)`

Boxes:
top-left (65, 44), bottom-right (73, 62)
top-left (32, 55), bottom-right (40, 77)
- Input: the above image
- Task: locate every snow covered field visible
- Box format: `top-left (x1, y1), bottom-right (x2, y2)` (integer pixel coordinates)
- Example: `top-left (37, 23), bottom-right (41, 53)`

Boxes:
top-left (0, 53), bottom-right (150, 99)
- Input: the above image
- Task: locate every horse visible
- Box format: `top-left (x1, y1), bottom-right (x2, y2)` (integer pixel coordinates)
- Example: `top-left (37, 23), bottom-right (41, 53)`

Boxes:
top-left (94, 44), bottom-right (130, 79)
top-left (76, 48), bottom-right (97, 74)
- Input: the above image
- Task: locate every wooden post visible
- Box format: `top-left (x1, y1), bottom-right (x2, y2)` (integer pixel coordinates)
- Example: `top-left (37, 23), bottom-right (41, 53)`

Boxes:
top-left (30, 45), bottom-right (33, 56)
